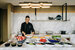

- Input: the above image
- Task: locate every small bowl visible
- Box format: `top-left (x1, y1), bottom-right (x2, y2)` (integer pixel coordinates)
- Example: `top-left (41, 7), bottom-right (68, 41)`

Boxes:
top-left (11, 43), bottom-right (16, 47)
top-left (48, 39), bottom-right (59, 43)
top-left (26, 42), bottom-right (30, 44)
top-left (17, 44), bottom-right (22, 47)
top-left (36, 44), bottom-right (45, 47)
top-left (45, 45), bottom-right (54, 47)
top-left (5, 43), bottom-right (10, 47)
top-left (45, 43), bottom-right (54, 45)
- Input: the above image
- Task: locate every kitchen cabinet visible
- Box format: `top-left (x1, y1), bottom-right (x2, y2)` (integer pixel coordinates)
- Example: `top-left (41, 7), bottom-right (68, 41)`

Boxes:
top-left (0, 8), bottom-right (8, 43)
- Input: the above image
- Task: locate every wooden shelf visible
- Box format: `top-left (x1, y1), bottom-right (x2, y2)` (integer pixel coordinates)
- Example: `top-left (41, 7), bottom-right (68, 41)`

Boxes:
top-left (31, 20), bottom-right (70, 22)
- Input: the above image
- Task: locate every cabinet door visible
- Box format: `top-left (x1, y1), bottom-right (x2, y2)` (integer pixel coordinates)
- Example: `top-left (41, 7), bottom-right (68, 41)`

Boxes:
top-left (0, 9), bottom-right (3, 41)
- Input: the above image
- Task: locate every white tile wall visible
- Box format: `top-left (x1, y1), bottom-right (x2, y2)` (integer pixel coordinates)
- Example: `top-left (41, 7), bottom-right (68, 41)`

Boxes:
top-left (11, 13), bottom-right (75, 34)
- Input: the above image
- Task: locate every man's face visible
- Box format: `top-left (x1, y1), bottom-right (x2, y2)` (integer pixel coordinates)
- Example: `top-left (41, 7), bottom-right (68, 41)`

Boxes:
top-left (25, 18), bottom-right (30, 23)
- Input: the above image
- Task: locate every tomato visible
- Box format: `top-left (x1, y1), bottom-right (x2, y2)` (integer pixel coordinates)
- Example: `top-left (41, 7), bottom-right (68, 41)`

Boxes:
top-left (16, 36), bottom-right (26, 41)
top-left (21, 37), bottom-right (23, 40)
top-left (40, 39), bottom-right (47, 42)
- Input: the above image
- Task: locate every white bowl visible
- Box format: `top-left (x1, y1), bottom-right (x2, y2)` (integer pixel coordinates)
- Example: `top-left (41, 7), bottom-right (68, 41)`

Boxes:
top-left (36, 45), bottom-right (45, 47)
top-left (27, 44), bottom-right (35, 47)
top-left (45, 45), bottom-right (54, 47)
top-left (64, 45), bottom-right (72, 47)
top-left (54, 44), bottom-right (63, 47)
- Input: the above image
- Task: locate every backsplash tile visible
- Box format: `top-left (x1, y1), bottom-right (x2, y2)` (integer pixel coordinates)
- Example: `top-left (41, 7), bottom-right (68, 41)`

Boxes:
top-left (11, 13), bottom-right (75, 34)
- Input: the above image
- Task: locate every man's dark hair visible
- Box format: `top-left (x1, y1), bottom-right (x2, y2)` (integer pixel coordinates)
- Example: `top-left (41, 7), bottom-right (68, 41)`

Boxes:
top-left (25, 15), bottom-right (30, 18)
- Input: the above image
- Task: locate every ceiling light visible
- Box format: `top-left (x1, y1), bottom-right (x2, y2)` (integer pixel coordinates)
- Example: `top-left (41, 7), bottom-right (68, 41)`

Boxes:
top-left (31, 6), bottom-right (40, 8)
top-left (42, 4), bottom-right (52, 6)
top-left (19, 3), bottom-right (31, 6)
top-left (41, 6), bottom-right (50, 8)
top-left (21, 6), bottom-right (30, 8)
top-left (19, 2), bottom-right (52, 8)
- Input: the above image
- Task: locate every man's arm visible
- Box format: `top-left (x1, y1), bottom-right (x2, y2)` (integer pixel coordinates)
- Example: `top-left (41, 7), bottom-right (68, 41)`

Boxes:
top-left (21, 23), bottom-right (25, 36)
top-left (32, 32), bottom-right (35, 35)
top-left (31, 24), bottom-right (35, 35)
top-left (22, 31), bottom-right (26, 36)
top-left (21, 23), bottom-right (24, 33)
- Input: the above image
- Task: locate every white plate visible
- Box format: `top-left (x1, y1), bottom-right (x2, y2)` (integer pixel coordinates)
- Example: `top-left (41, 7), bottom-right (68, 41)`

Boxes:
top-left (54, 44), bottom-right (63, 47)
top-left (45, 45), bottom-right (54, 47)
top-left (27, 44), bottom-right (35, 47)
top-left (36, 45), bottom-right (45, 47)
top-left (64, 45), bottom-right (72, 47)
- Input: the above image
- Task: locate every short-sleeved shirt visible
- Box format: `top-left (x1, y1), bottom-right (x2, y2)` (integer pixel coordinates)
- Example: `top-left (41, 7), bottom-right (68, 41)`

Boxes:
top-left (21, 22), bottom-right (35, 35)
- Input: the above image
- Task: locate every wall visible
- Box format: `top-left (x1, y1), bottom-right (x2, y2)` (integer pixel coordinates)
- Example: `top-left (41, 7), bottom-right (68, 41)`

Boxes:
top-left (11, 6), bottom-right (75, 34)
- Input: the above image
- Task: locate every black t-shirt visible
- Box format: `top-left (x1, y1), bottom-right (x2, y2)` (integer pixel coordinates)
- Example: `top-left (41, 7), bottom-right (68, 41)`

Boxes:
top-left (21, 22), bottom-right (35, 35)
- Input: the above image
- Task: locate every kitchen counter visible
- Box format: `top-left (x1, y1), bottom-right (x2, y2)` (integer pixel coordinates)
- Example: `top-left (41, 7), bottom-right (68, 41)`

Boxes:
top-left (0, 42), bottom-right (75, 50)
top-left (0, 34), bottom-right (75, 50)
top-left (0, 46), bottom-right (75, 50)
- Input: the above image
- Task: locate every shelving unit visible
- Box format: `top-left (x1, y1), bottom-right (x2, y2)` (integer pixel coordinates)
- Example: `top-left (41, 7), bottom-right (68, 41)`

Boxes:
top-left (33, 3), bottom-right (68, 21)
top-left (31, 20), bottom-right (70, 22)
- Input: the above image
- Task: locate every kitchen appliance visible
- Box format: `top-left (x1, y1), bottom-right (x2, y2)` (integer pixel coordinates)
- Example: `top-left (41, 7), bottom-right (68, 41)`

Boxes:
top-left (60, 31), bottom-right (66, 34)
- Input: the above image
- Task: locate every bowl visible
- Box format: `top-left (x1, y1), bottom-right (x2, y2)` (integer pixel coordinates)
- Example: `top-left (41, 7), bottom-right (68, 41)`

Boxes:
top-left (64, 45), bottom-right (72, 47)
top-left (45, 43), bottom-right (54, 45)
top-left (26, 42), bottom-right (30, 44)
top-left (65, 43), bottom-right (72, 45)
top-left (36, 43), bottom-right (45, 47)
top-left (25, 35), bottom-right (32, 38)
top-left (18, 39), bottom-right (25, 44)
top-left (17, 44), bottom-right (22, 47)
top-left (5, 43), bottom-right (10, 47)
top-left (55, 44), bottom-right (63, 47)
top-left (48, 39), bottom-right (59, 43)
top-left (59, 42), bottom-right (64, 45)
top-left (45, 45), bottom-right (54, 47)
top-left (11, 43), bottom-right (16, 47)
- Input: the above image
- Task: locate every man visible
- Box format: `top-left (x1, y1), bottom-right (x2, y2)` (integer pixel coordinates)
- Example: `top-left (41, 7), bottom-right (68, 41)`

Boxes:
top-left (21, 15), bottom-right (35, 36)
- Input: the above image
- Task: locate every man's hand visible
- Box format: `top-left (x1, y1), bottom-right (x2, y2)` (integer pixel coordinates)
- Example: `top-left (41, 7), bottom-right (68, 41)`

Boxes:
top-left (31, 32), bottom-right (35, 36)
top-left (22, 31), bottom-right (25, 36)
